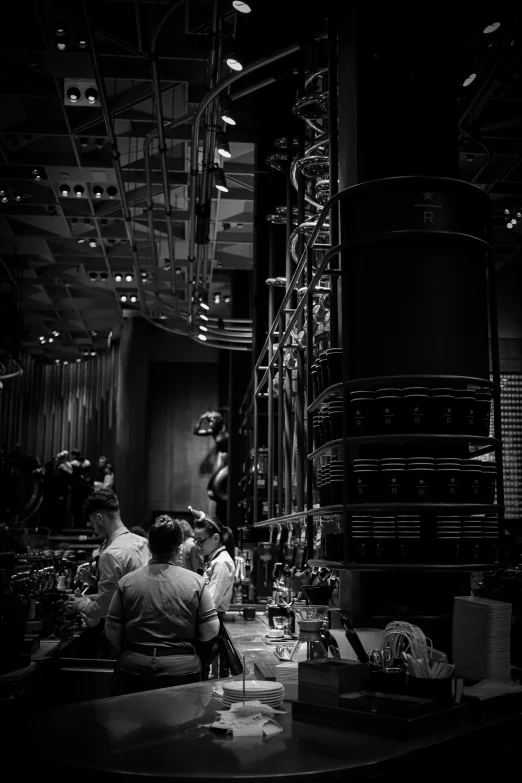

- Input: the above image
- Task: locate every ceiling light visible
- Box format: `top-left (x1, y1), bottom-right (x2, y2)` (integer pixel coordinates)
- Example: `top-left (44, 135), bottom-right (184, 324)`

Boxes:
top-left (483, 22), bottom-right (501, 34)
top-left (56, 39), bottom-right (67, 51)
top-left (90, 351), bottom-right (96, 357)
top-left (226, 53), bottom-right (243, 71)
top-left (63, 361), bottom-right (69, 365)
top-left (52, 331), bottom-right (59, 337)
top-left (96, 139), bottom-right (105, 149)
top-left (512, 218), bottom-right (518, 225)
top-left (55, 359), bottom-right (60, 364)
top-left (199, 313), bottom-right (209, 321)
top-left (79, 138), bottom-right (90, 148)
top-left (48, 337), bottom-right (54, 343)
top-left (130, 295), bottom-right (137, 303)
top-left (504, 208), bottom-right (510, 215)
top-left (164, 259), bottom-right (171, 271)
top-left (220, 95), bottom-right (236, 126)
top-left (140, 269), bottom-right (149, 278)
top-left (67, 87), bottom-right (81, 103)
top-left (216, 132), bottom-right (231, 158)
top-left (223, 294), bottom-right (231, 303)
top-left (214, 167), bottom-right (229, 192)
top-left (463, 73), bottom-right (477, 87)
top-left (92, 185), bottom-right (103, 198)
top-left (120, 295), bottom-right (127, 302)
top-left (76, 358), bottom-right (82, 363)
top-left (99, 272), bottom-right (109, 281)
top-left (74, 184), bottom-right (85, 197)
top-left (125, 274), bottom-right (133, 282)
top-left (507, 222), bottom-right (513, 229)
top-left (200, 301), bottom-right (210, 311)
top-left (106, 186), bottom-right (118, 198)
top-left (199, 325), bottom-right (208, 332)
top-left (89, 272), bottom-right (98, 281)
top-left (60, 184), bottom-right (70, 196)
top-left (0, 189), bottom-right (5, 196)
top-left (77, 238), bottom-right (85, 243)
top-left (78, 40), bottom-right (87, 49)
top-left (516, 212), bottom-right (522, 219)
top-left (32, 168), bottom-right (42, 180)
top-left (213, 293), bottom-right (221, 304)
top-left (1, 196), bottom-right (8, 203)
top-left (14, 191), bottom-right (22, 201)
top-left (89, 240), bottom-right (97, 248)
top-left (232, 1), bottom-right (252, 12)
top-left (115, 273), bottom-right (123, 282)
top-left (85, 88), bottom-right (99, 104)
top-left (198, 334), bottom-right (207, 341)
top-left (39, 336), bottom-right (46, 342)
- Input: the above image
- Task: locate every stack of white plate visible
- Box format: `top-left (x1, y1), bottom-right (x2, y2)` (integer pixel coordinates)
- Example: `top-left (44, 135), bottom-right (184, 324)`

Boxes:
top-left (452, 596), bottom-right (512, 681)
top-left (222, 680), bottom-right (285, 708)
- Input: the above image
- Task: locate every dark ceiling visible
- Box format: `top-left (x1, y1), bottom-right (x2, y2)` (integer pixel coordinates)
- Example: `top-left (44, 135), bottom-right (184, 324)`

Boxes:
top-left (0, 0), bottom-right (522, 363)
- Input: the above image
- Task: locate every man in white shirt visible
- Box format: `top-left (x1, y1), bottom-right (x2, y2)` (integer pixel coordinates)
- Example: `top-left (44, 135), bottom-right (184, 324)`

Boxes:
top-left (66, 490), bottom-right (149, 638)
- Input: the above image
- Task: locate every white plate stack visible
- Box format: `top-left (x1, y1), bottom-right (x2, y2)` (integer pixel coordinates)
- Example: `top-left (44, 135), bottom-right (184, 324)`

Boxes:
top-left (452, 596), bottom-right (512, 681)
top-left (222, 680), bottom-right (285, 709)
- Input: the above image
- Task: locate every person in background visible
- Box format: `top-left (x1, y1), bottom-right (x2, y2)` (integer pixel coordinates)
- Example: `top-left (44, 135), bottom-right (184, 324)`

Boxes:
top-left (70, 449), bottom-right (92, 528)
top-left (66, 489), bottom-right (149, 654)
top-left (176, 519), bottom-right (204, 574)
top-left (54, 450), bottom-right (73, 528)
top-left (105, 515), bottom-right (219, 696)
top-left (190, 506), bottom-right (236, 679)
top-left (130, 526), bottom-right (148, 540)
top-left (94, 455), bottom-right (115, 491)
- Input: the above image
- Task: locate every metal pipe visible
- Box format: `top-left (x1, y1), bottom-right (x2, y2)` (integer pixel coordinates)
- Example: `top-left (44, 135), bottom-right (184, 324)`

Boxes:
top-left (306, 244), bottom-right (314, 558)
top-left (277, 313), bottom-right (285, 517)
top-left (187, 43), bottom-right (302, 307)
top-left (328, 9), bottom-right (340, 348)
top-left (267, 223), bottom-right (276, 521)
top-left (82, 1), bottom-right (146, 307)
top-left (150, 0), bottom-right (188, 300)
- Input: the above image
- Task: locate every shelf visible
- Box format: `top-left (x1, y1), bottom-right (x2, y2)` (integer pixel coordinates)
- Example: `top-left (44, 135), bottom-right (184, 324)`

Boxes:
top-left (343, 375), bottom-right (499, 391)
top-left (307, 559), bottom-right (499, 572)
top-left (253, 510), bottom-right (309, 528)
top-left (308, 505), bottom-right (344, 516)
top-left (308, 434), bottom-right (500, 459)
top-left (308, 383), bottom-right (343, 413)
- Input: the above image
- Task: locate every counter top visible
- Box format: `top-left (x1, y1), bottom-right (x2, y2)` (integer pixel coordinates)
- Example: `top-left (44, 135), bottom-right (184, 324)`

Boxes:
top-left (18, 677), bottom-right (522, 782)
top-left (221, 612), bottom-right (281, 673)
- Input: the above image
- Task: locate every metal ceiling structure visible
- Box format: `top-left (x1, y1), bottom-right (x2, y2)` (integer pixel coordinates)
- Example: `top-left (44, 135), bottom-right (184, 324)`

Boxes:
top-left (0, 0), bottom-right (522, 365)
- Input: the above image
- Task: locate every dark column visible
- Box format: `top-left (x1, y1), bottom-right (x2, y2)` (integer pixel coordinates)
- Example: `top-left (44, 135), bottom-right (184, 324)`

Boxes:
top-left (115, 316), bottom-right (150, 527)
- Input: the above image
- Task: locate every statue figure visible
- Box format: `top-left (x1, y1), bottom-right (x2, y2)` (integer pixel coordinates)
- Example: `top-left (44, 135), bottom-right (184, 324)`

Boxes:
top-left (193, 410), bottom-right (228, 519)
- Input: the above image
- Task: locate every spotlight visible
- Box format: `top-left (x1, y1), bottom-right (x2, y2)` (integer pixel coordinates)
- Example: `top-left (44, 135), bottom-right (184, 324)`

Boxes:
top-left (175, 267), bottom-right (183, 275)
top-left (220, 95), bottom-right (236, 126)
top-left (512, 218), bottom-right (518, 225)
top-left (504, 208), bottom-right (510, 215)
top-left (63, 361), bottom-right (69, 365)
top-left (78, 39), bottom-right (87, 49)
top-left (95, 138), bottom-right (104, 149)
top-left (199, 313), bottom-right (209, 321)
top-left (92, 185), bottom-right (104, 198)
top-left (507, 222), bottom-right (513, 229)
top-left (164, 259), bottom-right (171, 271)
top-left (1, 196), bottom-right (8, 203)
top-left (199, 325), bottom-right (208, 332)
top-left (213, 293), bottom-right (221, 304)
top-left (14, 191), bottom-right (23, 201)
top-left (39, 336), bottom-right (46, 342)
top-left (463, 73), bottom-right (477, 87)
top-left (0, 189), bottom-right (4, 196)
top-left (56, 38), bottom-right (68, 51)
top-left (106, 186), bottom-right (118, 198)
top-left (48, 337), bottom-right (54, 343)
top-left (120, 295), bottom-right (127, 302)
top-left (79, 138), bottom-right (90, 148)
top-left (223, 294), bottom-right (231, 303)
top-left (140, 269), bottom-right (149, 279)
top-left (74, 184), bottom-right (85, 197)
top-left (214, 167), bottom-right (229, 192)
top-left (516, 212), bottom-right (522, 219)
top-left (52, 331), bottom-right (60, 337)
top-left (483, 22), bottom-right (501, 34)
top-left (232, 1), bottom-right (252, 12)
top-left (198, 334), bottom-right (207, 341)
top-left (85, 88), bottom-right (99, 104)
top-left (56, 24), bottom-right (66, 36)
top-left (32, 168), bottom-right (42, 180)
top-left (216, 132), bottom-right (231, 158)
top-left (55, 359), bottom-right (60, 364)
top-left (77, 238), bottom-right (85, 244)
top-left (90, 350), bottom-right (97, 357)
top-left (226, 53), bottom-right (243, 71)
top-left (115, 273), bottom-right (123, 283)
top-left (76, 358), bottom-right (82, 363)
top-left (89, 272), bottom-right (98, 281)
top-left (466, 154), bottom-right (474, 162)
top-left (89, 240), bottom-right (97, 248)
top-left (60, 184), bottom-right (70, 196)
top-left (67, 87), bottom-right (81, 103)
top-left (200, 301), bottom-right (210, 311)
top-left (99, 272), bottom-right (109, 281)
top-left (130, 295), bottom-right (137, 303)
top-left (125, 274), bottom-right (133, 282)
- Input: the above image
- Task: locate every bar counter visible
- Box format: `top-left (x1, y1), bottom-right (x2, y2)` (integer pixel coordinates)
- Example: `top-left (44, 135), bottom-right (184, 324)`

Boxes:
top-left (221, 611), bottom-right (281, 673)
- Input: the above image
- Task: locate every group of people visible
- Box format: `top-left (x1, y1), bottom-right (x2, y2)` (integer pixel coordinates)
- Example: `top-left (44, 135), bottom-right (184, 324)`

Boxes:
top-left (66, 488), bottom-right (236, 696)
top-left (40, 450), bottom-right (115, 528)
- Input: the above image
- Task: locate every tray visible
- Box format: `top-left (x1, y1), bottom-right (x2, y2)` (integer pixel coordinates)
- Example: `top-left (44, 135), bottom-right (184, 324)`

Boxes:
top-left (292, 698), bottom-right (470, 741)
top-left (463, 691), bottom-right (522, 721)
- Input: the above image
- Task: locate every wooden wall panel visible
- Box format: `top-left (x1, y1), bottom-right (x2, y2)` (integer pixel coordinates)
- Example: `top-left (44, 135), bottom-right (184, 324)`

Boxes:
top-left (0, 349), bottom-right (118, 465)
top-left (146, 362), bottom-right (219, 516)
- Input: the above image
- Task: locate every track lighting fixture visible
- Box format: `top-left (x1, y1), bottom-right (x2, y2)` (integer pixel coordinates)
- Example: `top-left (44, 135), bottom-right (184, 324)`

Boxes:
top-left (200, 301), bottom-right (210, 311)
top-left (130, 295), bottom-right (137, 303)
top-left (89, 240), bottom-right (97, 248)
top-left (96, 139), bottom-right (105, 149)
top-left (39, 336), bottom-right (46, 342)
top-left (213, 166), bottom-right (229, 192)
top-left (220, 95), bottom-right (236, 126)
top-left (32, 168), bottom-right (42, 180)
top-left (89, 272), bottom-right (98, 281)
top-left (225, 53), bottom-right (243, 71)
top-left (92, 185), bottom-right (104, 198)
top-left (120, 295), bottom-right (127, 302)
top-left (199, 325), bottom-right (208, 332)
top-left (56, 37), bottom-right (68, 51)
top-left (504, 208), bottom-right (510, 215)
top-left (199, 313), bottom-right (209, 321)
top-left (76, 358), bottom-right (82, 363)
top-left (140, 269), bottom-right (149, 279)
top-left (125, 274), bottom-right (133, 282)
top-left (216, 132), bottom-right (231, 158)
top-left (56, 24), bottom-right (65, 36)
top-left (67, 87), bottom-right (81, 103)
top-left (77, 238), bottom-right (85, 244)
top-left (78, 39), bottom-right (88, 49)
top-left (48, 337), bottom-right (54, 343)
top-left (115, 273), bottom-right (123, 283)
top-left (100, 272), bottom-right (109, 281)
top-left (507, 222), bottom-right (513, 229)
top-left (79, 138), bottom-right (90, 148)
top-left (1, 196), bottom-right (8, 203)
top-left (232, 1), bottom-right (252, 12)
top-left (60, 184), bottom-right (70, 196)
top-left (74, 184), bottom-right (85, 197)
top-left (223, 294), bottom-right (231, 303)
top-left (198, 334), bottom-right (207, 341)
top-left (463, 73), bottom-right (477, 87)
top-left (85, 88), bottom-right (99, 104)
top-left (106, 186), bottom-right (118, 198)
top-left (52, 331), bottom-right (60, 337)
top-left (55, 359), bottom-right (60, 364)
top-left (164, 259), bottom-right (171, 271)
top-left (14, 191), bottom-right (22, 201)
top-left (213, 293), bottom-right (221, 304)
top-left (63, 361), bottom-right (69, 366)
top-left (516, 211), bottom-right (522, 219)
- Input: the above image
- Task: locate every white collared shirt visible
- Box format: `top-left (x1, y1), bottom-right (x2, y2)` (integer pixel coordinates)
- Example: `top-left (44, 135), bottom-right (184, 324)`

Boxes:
top-left (204, 546), bottom-right (235, 614)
